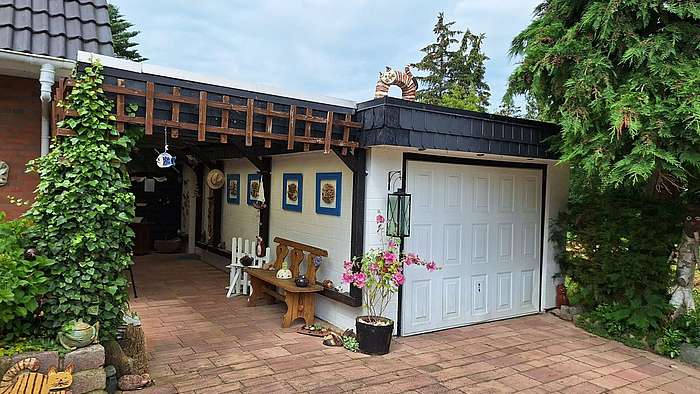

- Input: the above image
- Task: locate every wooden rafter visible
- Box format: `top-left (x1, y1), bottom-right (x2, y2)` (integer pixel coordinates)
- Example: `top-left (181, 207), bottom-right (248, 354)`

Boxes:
top-left (53, 78), bottom-right (362, 153)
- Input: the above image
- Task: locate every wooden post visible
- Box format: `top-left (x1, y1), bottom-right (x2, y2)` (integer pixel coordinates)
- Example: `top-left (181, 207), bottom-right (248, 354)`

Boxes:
top-left (198, 91), bottom-right (208, 141)
top-left (303, 108), bottom-right (312, 152)
top-left (287, 105), bottom-right (296, 150)
top-left (324, 111), bottom-right (334, 154)
top-left (145, 81), bottom-right (154, 135)
top-left (220, 96), bottom-right (230, 143)
top-left (171, 87), bottom-right (180, 138)
top-left (265, 102), bottom-right (273, 148)
top-left (116, 79), bottom-right (125, 132)
top-left (342, 113), bottom-right (351, 155)
top-left (349, 149), bottom-right (367, 301)
top-left (245, 98), bottom-right (254, 146)
top-left (259, 157), bottom-right (272, 248)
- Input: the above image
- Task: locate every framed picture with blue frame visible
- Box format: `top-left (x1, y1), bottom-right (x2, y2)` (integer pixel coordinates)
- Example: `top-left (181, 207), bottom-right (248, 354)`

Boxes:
top-left (226, 174), bottom-right (240, 204)
top-left (247, 174), bottom-right (261, 205)
top-left (282, 173), bottom-right (303, 212)
top-left (316, 172), bottom-right (342, 216)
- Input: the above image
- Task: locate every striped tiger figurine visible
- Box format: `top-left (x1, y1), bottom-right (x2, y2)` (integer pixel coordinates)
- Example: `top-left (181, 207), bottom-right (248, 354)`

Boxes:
top-left (0, 358), bottom-right (73, 394)
top-left (374, 66), bottom-right (418, 101)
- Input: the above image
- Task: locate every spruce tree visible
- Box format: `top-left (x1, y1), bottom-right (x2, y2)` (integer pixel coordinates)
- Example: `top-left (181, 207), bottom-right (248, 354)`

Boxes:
top-left (450, 30), bottom-right (491, 110)
top-left (413, 13), bottom-right (460, 104)
top-left (505, 0), bottom-right (700, 192)
top-left (108, 4), bottom-right (147, 62)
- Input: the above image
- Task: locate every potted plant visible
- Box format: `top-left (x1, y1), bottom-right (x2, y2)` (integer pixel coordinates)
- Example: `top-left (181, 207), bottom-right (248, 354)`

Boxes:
top-left (342, 212), bottom-right (437, 355)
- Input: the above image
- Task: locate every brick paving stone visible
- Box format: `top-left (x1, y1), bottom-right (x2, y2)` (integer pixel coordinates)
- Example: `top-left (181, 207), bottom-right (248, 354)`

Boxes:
top-left (130, 254), bottom-right (700, 393)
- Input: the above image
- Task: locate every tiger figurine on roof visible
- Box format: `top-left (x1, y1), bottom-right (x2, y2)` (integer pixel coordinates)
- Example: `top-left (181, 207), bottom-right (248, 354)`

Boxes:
top-left (374, 66), bottom-right (418, 101)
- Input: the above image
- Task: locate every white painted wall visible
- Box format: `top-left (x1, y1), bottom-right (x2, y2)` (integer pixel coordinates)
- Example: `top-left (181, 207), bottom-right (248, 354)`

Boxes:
top-left (269, 151), bottom-right (359, 330)
top-left (541, 163), bottom-right (570, 309)
top-left (221, 159), bottom-right (260, 249)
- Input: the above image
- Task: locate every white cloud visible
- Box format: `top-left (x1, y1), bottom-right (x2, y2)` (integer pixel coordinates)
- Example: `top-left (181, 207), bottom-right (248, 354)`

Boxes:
top-left (112, 0), bottom-right (540, 111)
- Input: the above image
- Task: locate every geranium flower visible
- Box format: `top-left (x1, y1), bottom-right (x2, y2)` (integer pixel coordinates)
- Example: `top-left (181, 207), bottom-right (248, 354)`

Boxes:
top-left (426, 261), bottom-right (437, 272)
top-left (392, 273), bottom-right (405, 286)
top-left (342, 272), bottom-right (354, 284)
top-left (388, 240), bottom-right (397, 249)
top-left (383, 251), bottom-right (396, 263)
top-left (343, 260), bottom-right (353, 270)
top-left (369, 263), bottom-right (379, 273)
top-left (404, 253), bottom-right (418, 266)
top-left (354, 272), bottom-right (367, 288)
top-left (376, 213), bottom-right (385, 224)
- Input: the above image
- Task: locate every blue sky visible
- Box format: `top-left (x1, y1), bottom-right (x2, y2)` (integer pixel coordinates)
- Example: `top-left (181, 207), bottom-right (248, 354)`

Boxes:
top-left (112, 0), bottom-right (541, 112)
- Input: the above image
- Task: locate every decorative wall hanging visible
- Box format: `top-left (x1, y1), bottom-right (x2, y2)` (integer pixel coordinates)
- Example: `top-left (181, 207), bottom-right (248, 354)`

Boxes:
top-left (206, 169), bottom-right (225, 190)
top-left (247, 174), bottom-right (259, 206)
top-left (0, 358), bottom-right (74, 394)
top-left (155, 128), bottom-right (176, 168)
top-left (252, 174), bottom-right (267, 210)
top-left (374, 66), bottom-right (418, 101)
top-left (226, 174), bottom-right (240, 204)
top-left (0, 161), bottom-right (8, 187)
top-left (282, 173), bottom-right (303, 212)
top-left (316, 172), bottom-right (342, 216)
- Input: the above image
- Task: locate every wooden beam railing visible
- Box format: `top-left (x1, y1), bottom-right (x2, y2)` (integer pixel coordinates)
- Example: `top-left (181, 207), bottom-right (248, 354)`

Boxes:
top-left (53, 78), bottom-right (362, 153)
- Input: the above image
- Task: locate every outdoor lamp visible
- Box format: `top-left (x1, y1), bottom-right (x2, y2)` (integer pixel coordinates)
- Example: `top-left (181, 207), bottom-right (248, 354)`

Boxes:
top-left (386, 188), bottom-right (411, 238)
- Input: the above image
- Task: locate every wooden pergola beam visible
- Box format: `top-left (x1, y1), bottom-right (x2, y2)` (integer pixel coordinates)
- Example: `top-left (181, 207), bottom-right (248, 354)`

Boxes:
top-left (54, 78), bottom-right (362, 153)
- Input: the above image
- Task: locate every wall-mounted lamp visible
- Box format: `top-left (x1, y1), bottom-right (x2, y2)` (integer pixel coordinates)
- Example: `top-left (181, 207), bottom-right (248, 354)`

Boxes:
top-left (386, 171), bottom-right (411, 239)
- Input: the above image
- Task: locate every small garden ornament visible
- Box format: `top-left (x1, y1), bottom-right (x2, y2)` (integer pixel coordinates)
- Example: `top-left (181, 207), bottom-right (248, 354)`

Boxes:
top-left (0, 358), bottom-right (73, 394)
top-left (669, 206), bottom-right (699, 319)
top-left (342, 211), bottom-right (438, 354)
top-left (57, 320), bottom-right (99, 350)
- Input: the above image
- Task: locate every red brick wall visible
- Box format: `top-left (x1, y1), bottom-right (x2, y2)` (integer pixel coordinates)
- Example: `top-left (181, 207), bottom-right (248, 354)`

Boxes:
top-left (0, 76), bottom-right (41, 220)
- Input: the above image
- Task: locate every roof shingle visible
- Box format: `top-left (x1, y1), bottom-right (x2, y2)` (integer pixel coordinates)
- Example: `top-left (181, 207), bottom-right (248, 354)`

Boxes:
top-left (0, 0), bottom-right (113, 59)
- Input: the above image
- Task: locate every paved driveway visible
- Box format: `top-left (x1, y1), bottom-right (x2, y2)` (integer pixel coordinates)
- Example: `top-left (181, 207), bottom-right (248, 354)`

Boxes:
top-left (130, 254), bottom-right (700, 393)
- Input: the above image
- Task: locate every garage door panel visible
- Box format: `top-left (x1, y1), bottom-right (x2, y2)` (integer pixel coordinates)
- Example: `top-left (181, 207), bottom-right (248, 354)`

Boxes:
top-left (402, 161), bottom-right (542, 335)
top-left (470, 223), bottom-right (489, 264)
top-left (443, 224), bottom-right (462, 267)
top-left (496, 272), bottom-right (513, 312)
top-left (442, 276), bottom-right (462, 321)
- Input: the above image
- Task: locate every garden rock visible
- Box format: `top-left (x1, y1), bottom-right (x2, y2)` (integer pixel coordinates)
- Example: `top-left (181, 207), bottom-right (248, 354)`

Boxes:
top-left (71, 368), bottom-right (106, 393)
top-left (118, 373), bottom-right (153, 391)
top-left (679, 343), bottom-right (700, 367)
top-left (64, 344), bottom-right (105, 372)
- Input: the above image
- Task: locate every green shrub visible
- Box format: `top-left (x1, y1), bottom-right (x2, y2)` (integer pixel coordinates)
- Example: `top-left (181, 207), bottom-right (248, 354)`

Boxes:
top-left (0, 212), bottom-right (54, 340)
top-left (0, 337), bottom-right (64, 357)
top-left (554, 185), bottom-right (681, 310)
top-left (25, 62), bottom-right (139, 336)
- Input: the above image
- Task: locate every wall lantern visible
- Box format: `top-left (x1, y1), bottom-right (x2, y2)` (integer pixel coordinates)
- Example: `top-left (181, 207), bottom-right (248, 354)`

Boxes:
top-left (386, 171), bottom-right (411, 239)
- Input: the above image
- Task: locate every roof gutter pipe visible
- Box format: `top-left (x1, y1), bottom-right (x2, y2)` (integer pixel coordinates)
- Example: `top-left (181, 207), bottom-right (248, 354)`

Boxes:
top-left (39, 63), bottom-right (55, 156)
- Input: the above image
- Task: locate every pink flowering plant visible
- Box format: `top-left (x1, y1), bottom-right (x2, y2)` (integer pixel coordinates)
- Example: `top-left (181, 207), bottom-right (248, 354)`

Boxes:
top-left (343, 211), bottom-right (438, 323)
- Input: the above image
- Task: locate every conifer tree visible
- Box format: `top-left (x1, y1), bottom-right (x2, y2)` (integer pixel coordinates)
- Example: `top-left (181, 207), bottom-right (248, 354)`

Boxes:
top-left (450, 30), bottom-right (491, 110)
top-left (413, 13), bottom-right (460, 104)
top-left (505, 0), bottom-right (700, 192)
top-left (108, 4), bottom-right (147, 62)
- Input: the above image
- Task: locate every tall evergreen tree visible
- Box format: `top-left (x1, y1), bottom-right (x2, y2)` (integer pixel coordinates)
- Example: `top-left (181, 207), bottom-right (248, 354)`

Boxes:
top-left (450, 30), bottom-right (491, 110)
top-left (414, 14), bottom-right (491, 112)
top-left (413, 13), bottom-right (460, 104)
top-left (108, 4), bottom-right (147, 62)
top-left (504, 0), bottom-right (700, 192)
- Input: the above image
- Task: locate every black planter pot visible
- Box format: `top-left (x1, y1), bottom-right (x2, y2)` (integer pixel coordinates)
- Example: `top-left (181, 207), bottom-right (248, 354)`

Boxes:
top-left (356, 316), bottom-right (394, 355)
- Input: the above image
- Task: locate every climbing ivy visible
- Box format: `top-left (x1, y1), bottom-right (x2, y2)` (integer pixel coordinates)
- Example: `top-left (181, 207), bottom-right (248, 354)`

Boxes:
top-left (26, 61), bottom-right (139, 335)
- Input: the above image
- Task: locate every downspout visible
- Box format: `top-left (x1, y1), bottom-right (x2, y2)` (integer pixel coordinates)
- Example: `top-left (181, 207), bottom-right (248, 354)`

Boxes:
top-left (39, 63), bottom-right (55, 156)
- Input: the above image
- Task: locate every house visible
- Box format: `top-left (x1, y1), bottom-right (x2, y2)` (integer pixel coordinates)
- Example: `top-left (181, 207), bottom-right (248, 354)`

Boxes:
top-left (0, 0), bottom-right (113, 218)
top-left (2, 0), bottom-right (569, 336)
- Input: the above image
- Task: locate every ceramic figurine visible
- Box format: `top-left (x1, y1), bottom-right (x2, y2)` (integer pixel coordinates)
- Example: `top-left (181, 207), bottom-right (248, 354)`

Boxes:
top-left (255, 236), bottom-right (265, 257)
top-left (0, 358), bottom-right (73, 394)
top-left (117, 374), bottom-right (153, 391)
top-left (276, 261), bottom-right (292, 279)
top-left (58, 320), bottom-right (99, 350)
top-left (156, 149), bottom-right (176, 168)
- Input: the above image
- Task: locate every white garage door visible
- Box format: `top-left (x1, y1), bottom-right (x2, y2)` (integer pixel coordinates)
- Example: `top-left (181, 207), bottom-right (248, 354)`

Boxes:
top-left (401, 160), bottom-right (542, 335)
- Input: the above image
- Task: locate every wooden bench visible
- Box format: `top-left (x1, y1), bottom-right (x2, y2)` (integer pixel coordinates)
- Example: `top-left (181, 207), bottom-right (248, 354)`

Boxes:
top-left (244, 237), bottom-right (328, 328)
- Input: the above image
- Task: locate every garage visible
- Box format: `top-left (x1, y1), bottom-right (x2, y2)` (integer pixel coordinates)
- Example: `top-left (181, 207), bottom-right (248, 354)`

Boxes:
top-left (401, 158), bottom-right (544, 335)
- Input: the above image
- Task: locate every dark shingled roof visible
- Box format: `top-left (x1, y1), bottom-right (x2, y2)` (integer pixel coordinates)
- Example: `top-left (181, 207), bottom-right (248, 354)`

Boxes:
top-left (0, 0), bottom-right (113, 59)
